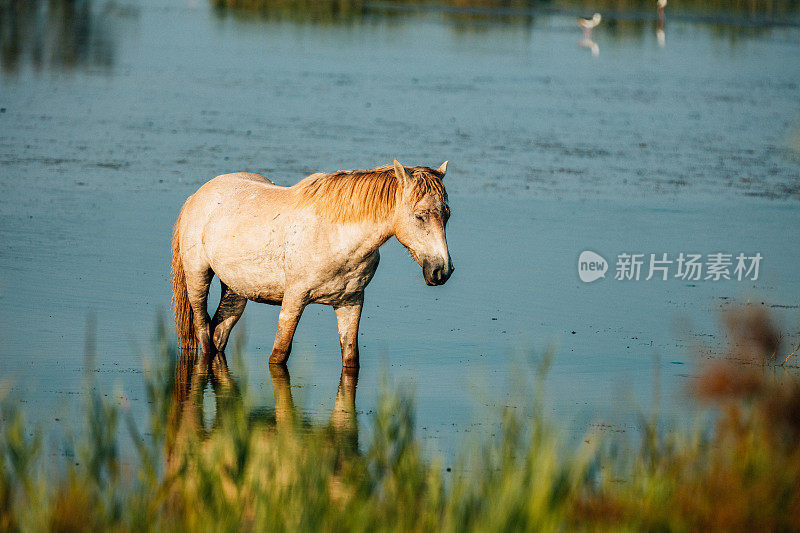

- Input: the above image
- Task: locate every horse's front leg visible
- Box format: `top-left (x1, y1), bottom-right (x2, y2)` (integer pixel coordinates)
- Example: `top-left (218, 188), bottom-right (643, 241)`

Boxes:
top-left (334, 295), bottom-right (363, 368)
top-left (269, 295), bottom-right (306, 365)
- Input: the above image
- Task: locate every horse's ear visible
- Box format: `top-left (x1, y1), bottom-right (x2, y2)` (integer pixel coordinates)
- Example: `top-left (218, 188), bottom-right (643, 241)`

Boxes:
top-left (436, 160), bottom-right (448, 177)
top-left (393, 159), bottom-right (410, 186)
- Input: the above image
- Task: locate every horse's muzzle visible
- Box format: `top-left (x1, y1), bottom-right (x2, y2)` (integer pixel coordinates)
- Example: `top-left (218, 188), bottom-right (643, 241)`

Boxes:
top-left (423, 259), bottom-right (454, 286)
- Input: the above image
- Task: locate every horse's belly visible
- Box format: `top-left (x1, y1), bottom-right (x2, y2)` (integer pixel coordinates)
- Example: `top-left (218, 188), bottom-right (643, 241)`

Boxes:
top-left (212, 258), bottom-right (286, 304)
top-left (205, 227), bottom-right (286, 303)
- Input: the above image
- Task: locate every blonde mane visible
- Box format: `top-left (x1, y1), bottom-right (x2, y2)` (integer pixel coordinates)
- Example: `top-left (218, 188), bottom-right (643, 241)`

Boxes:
top-left (292, 164), bottom-right (448, 223)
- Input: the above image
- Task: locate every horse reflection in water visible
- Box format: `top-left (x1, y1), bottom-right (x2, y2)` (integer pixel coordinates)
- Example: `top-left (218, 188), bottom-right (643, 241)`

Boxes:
top-left (167, 352), bottom-right (359, 476)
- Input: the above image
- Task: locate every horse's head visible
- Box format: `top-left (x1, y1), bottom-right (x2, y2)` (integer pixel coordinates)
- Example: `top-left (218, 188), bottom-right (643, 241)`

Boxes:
top-left (392, 159), bottom-right (454, 286)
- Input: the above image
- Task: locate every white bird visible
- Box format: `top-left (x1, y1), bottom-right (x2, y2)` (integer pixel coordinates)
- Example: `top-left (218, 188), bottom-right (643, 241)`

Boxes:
top-left (578, 13), bottom-right (602, 40)
top-left (657, 0), bottom-right (667, 23)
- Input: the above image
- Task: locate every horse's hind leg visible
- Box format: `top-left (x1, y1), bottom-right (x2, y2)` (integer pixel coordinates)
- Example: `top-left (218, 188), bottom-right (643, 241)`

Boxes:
top-left (184, 265), bottom-right (214, 358)
top-left (211, 281), bottom-right (247, 354)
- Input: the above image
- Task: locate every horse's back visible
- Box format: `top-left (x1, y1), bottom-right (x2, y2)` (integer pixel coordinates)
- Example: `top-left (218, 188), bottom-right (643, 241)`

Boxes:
top-left (177, 172), bottom-right (289, 263)
top-left (216, 172), bottom-right (278, 187)
top-left (185, 172), bottom-right (287, 213)
top-left (177, 171), bottom-right (297, 298)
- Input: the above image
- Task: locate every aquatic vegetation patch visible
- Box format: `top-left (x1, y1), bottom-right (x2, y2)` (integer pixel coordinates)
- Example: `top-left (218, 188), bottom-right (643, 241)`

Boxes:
top-left (1, 310), bottom-right (799, 531)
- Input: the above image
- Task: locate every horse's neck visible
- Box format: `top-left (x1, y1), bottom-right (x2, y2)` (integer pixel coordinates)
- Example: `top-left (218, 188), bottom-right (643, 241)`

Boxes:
top-left (334, 217), bottom-right (394, 260)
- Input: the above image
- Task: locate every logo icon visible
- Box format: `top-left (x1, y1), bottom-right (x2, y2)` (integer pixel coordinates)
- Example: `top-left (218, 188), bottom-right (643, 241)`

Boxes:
top-left (578, 251), bottom-right (607, 283)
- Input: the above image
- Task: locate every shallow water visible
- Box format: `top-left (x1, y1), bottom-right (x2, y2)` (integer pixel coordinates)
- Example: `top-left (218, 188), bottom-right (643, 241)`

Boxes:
top-left (1, 0), bottom-right (799, 460)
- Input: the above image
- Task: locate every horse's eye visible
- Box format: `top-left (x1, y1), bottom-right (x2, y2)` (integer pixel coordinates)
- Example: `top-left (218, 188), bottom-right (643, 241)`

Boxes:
top-left (415, 213), bottom-right (426, 222)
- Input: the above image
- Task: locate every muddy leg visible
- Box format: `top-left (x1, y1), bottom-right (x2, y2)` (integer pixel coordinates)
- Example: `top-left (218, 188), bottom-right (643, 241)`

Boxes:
top-left (185, 267), bottom-right (214, 358)
top-left (211, 281), bottom-right (247, 354)
top-left (334, 296), bottom-right (363, 368)
top-left (269, 296), bottom-right (306, 365)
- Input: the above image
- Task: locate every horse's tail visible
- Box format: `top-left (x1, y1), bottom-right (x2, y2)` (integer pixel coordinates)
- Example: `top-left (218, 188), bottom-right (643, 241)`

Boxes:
top-left (171, 210), bottom-right (196, 358)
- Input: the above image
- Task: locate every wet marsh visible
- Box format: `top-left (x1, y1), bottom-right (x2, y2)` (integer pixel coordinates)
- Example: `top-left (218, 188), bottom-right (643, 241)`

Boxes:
top-left (1, 0), bottom-right (800, 527)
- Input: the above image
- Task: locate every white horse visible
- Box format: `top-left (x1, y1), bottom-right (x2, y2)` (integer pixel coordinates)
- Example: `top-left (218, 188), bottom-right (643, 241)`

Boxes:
top-left (171, 160), bottom-right (453, 368)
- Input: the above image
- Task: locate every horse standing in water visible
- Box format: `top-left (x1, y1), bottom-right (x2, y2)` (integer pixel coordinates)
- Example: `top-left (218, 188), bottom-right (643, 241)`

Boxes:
top-left (171, 160), bottom-right (453, 368)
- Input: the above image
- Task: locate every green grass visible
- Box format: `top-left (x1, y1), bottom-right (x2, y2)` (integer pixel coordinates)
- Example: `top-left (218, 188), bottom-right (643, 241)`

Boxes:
top-left (1, 308), bottom-right (799, 531)
top-left (208, 0), bottom-right (800, 42)
top-left (210, 0), bottom-right (800, 20)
